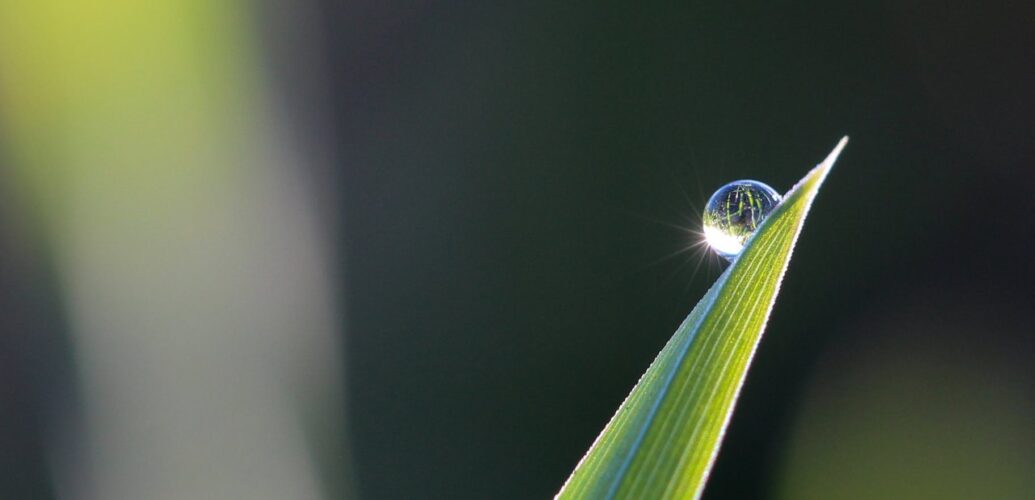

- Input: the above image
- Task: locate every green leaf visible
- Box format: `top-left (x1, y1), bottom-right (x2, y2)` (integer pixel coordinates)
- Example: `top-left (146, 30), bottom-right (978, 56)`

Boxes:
top-left (557, 137), bottom-right (848, 500)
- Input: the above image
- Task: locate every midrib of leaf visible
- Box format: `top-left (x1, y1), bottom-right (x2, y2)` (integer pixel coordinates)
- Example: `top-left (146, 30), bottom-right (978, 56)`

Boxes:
top-left (557, 138), bottom-right (847, 499)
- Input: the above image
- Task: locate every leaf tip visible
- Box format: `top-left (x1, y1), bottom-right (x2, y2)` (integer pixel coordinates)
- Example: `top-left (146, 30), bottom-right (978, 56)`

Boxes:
top-left (830, 135), bottom-right (849, 163)
top-left (785, 136), bottom-right (848, 199)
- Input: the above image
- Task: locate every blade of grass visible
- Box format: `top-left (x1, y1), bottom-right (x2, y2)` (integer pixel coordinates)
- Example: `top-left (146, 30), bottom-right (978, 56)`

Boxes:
top-left (557, 137), bottom-right (848, 499)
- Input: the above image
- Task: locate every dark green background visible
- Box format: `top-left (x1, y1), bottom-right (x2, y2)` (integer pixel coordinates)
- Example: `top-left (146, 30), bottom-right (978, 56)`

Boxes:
top-left (1, 1), bottom-right (1032, 499)
top-left (330, 2), bottom-right (1035, 498)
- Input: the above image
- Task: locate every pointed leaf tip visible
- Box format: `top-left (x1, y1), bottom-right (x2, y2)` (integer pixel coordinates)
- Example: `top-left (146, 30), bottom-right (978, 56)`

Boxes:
top-left (556, 139), bottom-right (847, 500)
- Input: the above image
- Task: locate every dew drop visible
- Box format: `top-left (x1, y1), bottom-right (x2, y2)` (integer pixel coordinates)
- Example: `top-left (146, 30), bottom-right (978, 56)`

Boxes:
top-left (702, 180), bottom-right (782, 261)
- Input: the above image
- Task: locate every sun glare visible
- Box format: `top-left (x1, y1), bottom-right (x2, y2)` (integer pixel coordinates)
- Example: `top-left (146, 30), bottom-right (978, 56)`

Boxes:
top-left (703, 225), bottom-right (744, 258)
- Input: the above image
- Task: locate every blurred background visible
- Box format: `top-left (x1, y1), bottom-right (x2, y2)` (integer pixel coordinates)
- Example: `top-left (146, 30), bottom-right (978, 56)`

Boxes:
top-left (1, 1), bottom-right (1033, 499)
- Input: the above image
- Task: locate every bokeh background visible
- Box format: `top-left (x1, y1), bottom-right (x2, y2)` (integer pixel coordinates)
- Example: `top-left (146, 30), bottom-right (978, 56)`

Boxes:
top-left (2, 1), bottom-right (1033, 499)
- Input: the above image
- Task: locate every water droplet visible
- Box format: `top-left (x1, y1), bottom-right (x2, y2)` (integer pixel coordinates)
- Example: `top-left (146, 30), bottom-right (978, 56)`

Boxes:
top-left (703, 180), bottom-right (782, 261)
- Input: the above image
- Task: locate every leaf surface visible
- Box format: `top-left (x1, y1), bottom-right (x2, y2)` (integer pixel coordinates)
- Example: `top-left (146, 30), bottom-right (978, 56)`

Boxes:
top-left (557, 137), bottom-right (848, 499)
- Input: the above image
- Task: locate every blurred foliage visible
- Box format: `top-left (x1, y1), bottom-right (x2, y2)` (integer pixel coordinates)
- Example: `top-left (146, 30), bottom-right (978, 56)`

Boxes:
top-left (0, 1), bottom-right (347, 499)
top-left (0, 0), bottom-right (256, 224)
top-left (778, 299), bottom-right (1035, 499)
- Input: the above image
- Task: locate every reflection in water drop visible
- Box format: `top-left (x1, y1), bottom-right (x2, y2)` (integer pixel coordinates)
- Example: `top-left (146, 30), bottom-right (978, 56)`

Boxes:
top-left (702, 180), bottom-right (782, 261)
